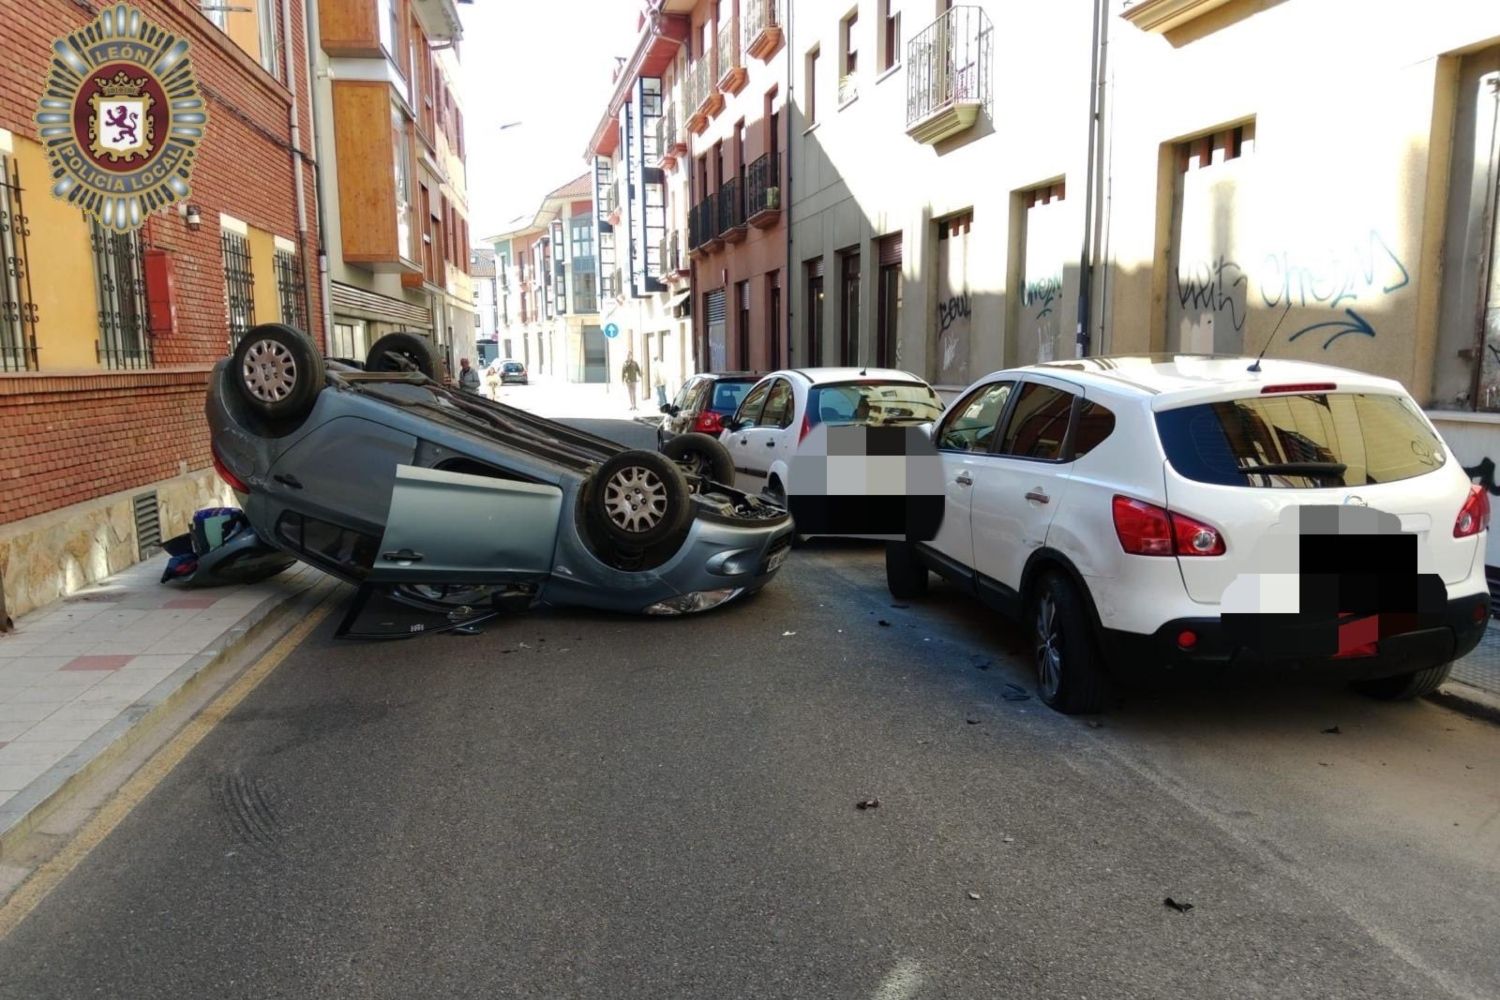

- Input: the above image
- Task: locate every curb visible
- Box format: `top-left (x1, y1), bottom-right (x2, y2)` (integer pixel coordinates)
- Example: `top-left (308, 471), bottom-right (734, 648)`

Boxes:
top-left (1427, 680), bottom-right (1500, 726)
top-left (0, 571), bottom-right (338, 863)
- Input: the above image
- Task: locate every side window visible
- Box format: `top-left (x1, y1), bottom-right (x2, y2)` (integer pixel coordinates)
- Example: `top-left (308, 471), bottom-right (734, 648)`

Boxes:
top-left (762, 379), bottom-right (794, 428)
top-left (999, 382), bottom-right (1076, 461)
top-left (936, 381), bottom-right (1014, 452)
top-left (672, 378), bottom-right (699, 411)
top-left (1070, 399), bottom-right (1116, 459)
top-left (735, 380), bottom-right (773, 428)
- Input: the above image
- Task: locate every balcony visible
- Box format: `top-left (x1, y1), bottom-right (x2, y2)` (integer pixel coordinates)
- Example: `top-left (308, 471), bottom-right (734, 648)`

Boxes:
top-left (689, 196), bottom-right (721, 254)
top-left (745, 153), bottom-right (781, 229)
top-left (1119, 0), bottom-right (1237, 33)
top-left (685, 56), bottom-right (722, 134)
top-left (717, 16), bottom-right (747, 95)
top-left (742, 0), bottom-right (784, 61)
top-left (659, 231), bottom-right (690, 284)
top-left (607, 180), bottom-right (623, 228)
top-left (906, 6), bottom-right (994, 146)
top-left (597, 183), bottom-right (617, 222)
top-left (655, 105), bottom-right (685, 170)
top-left (717, 178), bottom-right (746, 243)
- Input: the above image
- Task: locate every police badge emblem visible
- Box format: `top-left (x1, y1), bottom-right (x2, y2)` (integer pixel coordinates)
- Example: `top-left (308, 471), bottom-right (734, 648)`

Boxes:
top-left (33, 3), bottom-right (207, 233)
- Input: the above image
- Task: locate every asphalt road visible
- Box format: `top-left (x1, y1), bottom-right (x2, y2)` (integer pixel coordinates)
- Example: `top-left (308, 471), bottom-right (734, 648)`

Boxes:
top-left (2, 542), bottom-right (1498, 999)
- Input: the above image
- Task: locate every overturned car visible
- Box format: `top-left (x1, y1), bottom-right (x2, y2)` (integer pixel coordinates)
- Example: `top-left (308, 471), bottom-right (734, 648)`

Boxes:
top-left (207, 325), bottom-right (794, 628)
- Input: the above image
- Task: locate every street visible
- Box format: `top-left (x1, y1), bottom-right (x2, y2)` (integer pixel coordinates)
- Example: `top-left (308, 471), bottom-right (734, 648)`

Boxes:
top-left (1, 542), bottom-right (1496, 1000)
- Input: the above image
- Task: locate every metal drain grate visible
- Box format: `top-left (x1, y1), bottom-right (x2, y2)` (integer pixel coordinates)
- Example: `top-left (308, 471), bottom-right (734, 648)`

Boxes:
top-left (134, 491), bottom-right (161, 558)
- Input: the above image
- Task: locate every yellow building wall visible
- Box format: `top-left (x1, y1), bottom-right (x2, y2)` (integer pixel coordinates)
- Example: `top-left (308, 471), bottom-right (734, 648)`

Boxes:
top-left (227, 3), bottom-right (264, 65)
top-left (13, 136), bottom-right (100, 371)
top-left (248, 227), bottom-right (280, 327)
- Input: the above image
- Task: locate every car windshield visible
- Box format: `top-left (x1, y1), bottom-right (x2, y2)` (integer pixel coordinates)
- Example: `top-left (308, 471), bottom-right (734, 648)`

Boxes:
top-left (807, 382), bottom-right (945, 427)
top-left (710, 381), bottom-right (755, 414)
top-left (1155, 392), bottom-right (1446, 488)
top-left (503, 363), bottom-right (523, 373)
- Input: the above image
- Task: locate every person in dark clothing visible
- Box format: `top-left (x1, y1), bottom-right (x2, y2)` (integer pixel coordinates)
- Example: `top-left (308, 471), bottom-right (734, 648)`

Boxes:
top-left (457, 357), bottom-right (480, 393)
top-left (621, 352), bottom-right (642, 411)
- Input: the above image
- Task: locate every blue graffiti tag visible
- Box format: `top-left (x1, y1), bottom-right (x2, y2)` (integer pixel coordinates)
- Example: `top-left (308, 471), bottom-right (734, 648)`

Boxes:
top-left (1287, 308), bottom-right (1376, 349)
top-left (1024, 277), bottom-right (1063, 319)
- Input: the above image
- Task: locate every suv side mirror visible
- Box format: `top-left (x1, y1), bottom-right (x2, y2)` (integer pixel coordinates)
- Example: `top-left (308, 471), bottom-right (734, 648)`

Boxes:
top-left (725, 417), bottom-right (743, 433)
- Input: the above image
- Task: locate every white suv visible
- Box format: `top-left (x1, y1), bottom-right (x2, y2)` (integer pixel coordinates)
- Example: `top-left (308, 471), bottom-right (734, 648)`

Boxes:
top-left (886, 355), bottom-right (1491, 714)
top-left (723, 368), bottom-right (945, 507)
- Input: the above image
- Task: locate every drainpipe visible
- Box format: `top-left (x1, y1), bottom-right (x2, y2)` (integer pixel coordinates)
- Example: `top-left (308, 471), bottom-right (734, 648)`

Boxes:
top-left (300, 0), bottom-right (336, 348)
top-left (1075, 0), bottom-right (1106, 358)
top-left (784, 0), bottom-right (794, 368)
top-left (281, 0), bottom-right (317, 341)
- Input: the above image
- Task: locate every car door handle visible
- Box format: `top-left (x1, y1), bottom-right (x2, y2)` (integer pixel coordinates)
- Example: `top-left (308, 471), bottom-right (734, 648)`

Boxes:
top-left (765, 440), bottom-right (776, 447)
top-left (956, 472), bottom-right (973, 486)
top-left (1025, 490), bottom-right (1050, 504)
top-left (739, 438), bottom-right (748, 445)
top-left (273, 474), bottom-right (302, 489)
top-left (381, 549), bottom-right (424, 563)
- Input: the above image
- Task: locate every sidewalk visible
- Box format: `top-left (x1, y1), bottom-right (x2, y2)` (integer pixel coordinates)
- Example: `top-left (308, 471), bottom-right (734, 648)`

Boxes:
top-left (497, 374), bottom-right (663, 423)
top-left (0, 556), bottom-right (331, 859)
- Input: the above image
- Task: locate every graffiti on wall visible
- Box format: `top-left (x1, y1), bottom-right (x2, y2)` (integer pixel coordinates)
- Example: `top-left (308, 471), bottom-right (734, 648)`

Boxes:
top-left (1025, 276), bottom-right (1063, 362)
top-left (1173, 230), bottom-right (1410, 351)
top-left (937, 293), bottom-right (972, 334)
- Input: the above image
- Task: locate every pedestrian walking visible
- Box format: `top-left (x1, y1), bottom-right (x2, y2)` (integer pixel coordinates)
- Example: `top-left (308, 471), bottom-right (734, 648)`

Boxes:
top-left (457, 357), bottom-right (480, 393)
top-left (621, 351), bottom-right (642, 411)
top-left (654, 368), bottom-right (668, 409)
top-left (484, 361), bottom-right (502, 401)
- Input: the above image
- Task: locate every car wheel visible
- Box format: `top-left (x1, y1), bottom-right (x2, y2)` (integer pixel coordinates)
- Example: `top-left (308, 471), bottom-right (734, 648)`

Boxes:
top-left (885, 541), bottom-right (929, 599)
top-left (765, 481), bottom-right (809, 546)
top-left (230, 323), bottom-right (325, 423)
top-left (1350, 662), bottom-right (1453, 701)
top-left (365, 331), bottom-right (437, 379)
top-left (1030, 573), bottom-right (1108, 715)
top-left (661, 432), bottom-right (734, 485)
top-left (586, 450), bottom-right (694, 551)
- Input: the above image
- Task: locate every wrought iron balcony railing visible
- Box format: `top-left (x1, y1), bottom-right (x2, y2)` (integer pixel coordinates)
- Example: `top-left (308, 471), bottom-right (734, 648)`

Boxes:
top-left (742, 0), bottom-right (783, 59)
top-left (716, 177), bottom-right (745, 236)
top-left (689, 197), bottom-right (718, 250)
top-left (745, 152), bottom-right (781, 223)
top-left (656, 103), bottom-right (679, 157)
top-left (717, 15), bottom-right (745, 92)
top-left (687, 56), bottom-right (714, 117)
top-left (906, 6), bottom-right (993, 143)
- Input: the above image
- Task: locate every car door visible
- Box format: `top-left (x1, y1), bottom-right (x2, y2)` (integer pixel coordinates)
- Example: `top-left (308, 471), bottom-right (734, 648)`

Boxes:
top-left (923, 379), bottom-right (1019, 582)
top-left (728, 379), bottom-right (773, 492)
top-left (370, 465), bottom-right (565, 584)
top-left (742, 378), bottom-right (795, 484)
top-left (970, 376), bottom-right (1079, 611)
top-left (665, 378), bottom-right (701, 437)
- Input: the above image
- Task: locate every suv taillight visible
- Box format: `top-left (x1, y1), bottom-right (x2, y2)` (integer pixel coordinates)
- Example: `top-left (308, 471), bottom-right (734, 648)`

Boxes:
top-left (1112, 495), bottom-right (1224, 557)
top-left (694, 410), bottom-right (724, 435)
top-left (212, 447), bottom-right (251, 494)
top-left (1456, 484), bottom-right (1490, 538)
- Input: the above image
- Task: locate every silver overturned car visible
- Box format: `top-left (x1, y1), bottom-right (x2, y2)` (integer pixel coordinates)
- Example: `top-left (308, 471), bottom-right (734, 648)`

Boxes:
top-left (207, 324), bottom-right (794, 629)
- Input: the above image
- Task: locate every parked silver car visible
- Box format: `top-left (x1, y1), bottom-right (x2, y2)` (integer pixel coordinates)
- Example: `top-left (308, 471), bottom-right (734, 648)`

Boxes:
top-left (208, 325), bottom-right (794, 624)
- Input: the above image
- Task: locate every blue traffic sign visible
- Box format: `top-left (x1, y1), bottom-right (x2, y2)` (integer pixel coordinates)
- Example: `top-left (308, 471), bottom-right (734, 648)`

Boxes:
top-left (603, 323), bottom-right (620, 339)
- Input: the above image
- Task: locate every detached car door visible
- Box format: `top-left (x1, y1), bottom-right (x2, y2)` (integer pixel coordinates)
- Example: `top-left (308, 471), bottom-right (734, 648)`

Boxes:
top-left (370, 465), bottom-right (564, 585)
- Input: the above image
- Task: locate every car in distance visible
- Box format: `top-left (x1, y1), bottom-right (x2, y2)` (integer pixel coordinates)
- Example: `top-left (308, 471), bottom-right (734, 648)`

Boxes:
top-left (498, 359), bottom-right (528, 385)
top-left (885, 355), bottom-right (1490, 713)
top-left (209, 325), bottom-right (794, 623)
top-left (659, 373), bottom-right (761, 443)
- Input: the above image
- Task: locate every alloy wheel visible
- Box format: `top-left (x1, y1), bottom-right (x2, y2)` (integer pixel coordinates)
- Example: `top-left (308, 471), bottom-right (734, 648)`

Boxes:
top-left (1034, 593), bottom-right (1063, 700)
top-left (604, 465), bottom-right (668, 533)
top-left (242, 339), bottom-right (297, 402)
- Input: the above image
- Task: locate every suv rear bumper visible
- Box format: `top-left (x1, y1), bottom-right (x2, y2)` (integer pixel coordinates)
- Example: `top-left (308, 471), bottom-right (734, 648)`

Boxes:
top-left (1100, 593), bottom-right (1490, 679)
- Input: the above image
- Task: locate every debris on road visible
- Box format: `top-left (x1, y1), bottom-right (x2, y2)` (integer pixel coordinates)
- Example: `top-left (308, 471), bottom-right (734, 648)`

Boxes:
top-left (878, 619), bottom-right (891, 627)
top-left (1322, 725), bottom-right (1342, 735)
top-left (891, 604), bottom-right (910, 609)
top-left (1163, 898), bottom-right (1194, 913)
top-left (782, 631), bottom-right (797, 637)
top-left (968, 891), bottom-right (981, 900)
top-left (1087, 721), bottom-right (1104, 729)
top-left (1002, 683), bottom-right (1031, 702)
top-left (965, 716), bottom-right (981, 725)
top-left (856, 798), bottom-right (880, 810)
top-left (1002, 836), bottom-right (1014, 844)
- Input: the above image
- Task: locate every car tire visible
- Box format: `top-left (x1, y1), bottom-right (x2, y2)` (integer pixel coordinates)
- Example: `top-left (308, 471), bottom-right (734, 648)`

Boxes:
top-left (765, 481), bottom-right (809, 546)
top-left (365, 331), bottom-right (437, 379)
top-left (230, 323), bottom-right (325, 423)
top-left (1029, 572), bottom-right (1109, 715)
top-left (662, 432), bottom-right (734, 485)
top-left (1350, 661), bottom-right (1453, 701)
top-left (586, 449), bottom-right (694, 552)
top-left (885, 541), bottom-right (930, 599)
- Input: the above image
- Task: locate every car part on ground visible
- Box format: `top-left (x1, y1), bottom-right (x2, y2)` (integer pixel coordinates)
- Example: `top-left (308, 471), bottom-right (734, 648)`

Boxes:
top-left (161, 507), bottom-right (296, 588)
top-left (661, 432), bottom-right (735, 486)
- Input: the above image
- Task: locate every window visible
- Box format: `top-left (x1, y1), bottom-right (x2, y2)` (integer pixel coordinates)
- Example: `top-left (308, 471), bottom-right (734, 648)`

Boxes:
top-left (377, 0), bottom-right (401, 62)
top-left (737, 279), bottom-right (750, 368)
top-left (735, 379), bottom-right (773, 428)
top-left (1154, 392), bottom-right (1445, 489)
top-left (90, 221), bottom-right (150, 369)
top-left (331, 321), bottom-right (364, 361)
top-left (805, 258), bottom-right (824, 365)
top-left (937, 381), bottom-right (1015, 452)
top-left (842, 10), bottom-right (859, 77)
top-left (805, 47), bottom-right (820, 125)
top-left (1176, 122), bottom-right (1255, 173)
top-left (762, 379), bottom-right (795, 428)
top-left (876, 234), bottom-right (901, 367)
top-left (881, 0), bottom-right (901, 72)
top-left (768, 270), bottom-right (781, 370)
top-left (839, 250), bottom-right (860, 365)
top-left (808, 382), bottom-right (945, 427)
top-left (0, 154), bottom-right (38, 371)
top-left (221, 228), bottom-right (256, 349)
top-left (998, 383), bottom-right (1075, 461)
top-left (710, 380), bottom-right (754, 414)
top-left (570, 214), bottom-right (595, 260)
top-left (574, 272), bottom-right (598, 314)
top-left (1072, 400), bottom-right (1117, 458)
top-left (274, 246), bottom-right (307, 330)
top-left (199, 1), bottom-right (229, 30)
top-left (393, 107), bottom-right (412, 261)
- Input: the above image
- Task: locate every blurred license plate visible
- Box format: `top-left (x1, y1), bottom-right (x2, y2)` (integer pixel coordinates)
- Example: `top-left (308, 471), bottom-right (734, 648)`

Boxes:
top-left (764, 547), bottom-right (790, 573)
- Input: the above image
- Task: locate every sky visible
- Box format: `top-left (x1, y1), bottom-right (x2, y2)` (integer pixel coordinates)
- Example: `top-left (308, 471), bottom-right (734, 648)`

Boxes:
top-left (459, 0), bottom-right (645, 242)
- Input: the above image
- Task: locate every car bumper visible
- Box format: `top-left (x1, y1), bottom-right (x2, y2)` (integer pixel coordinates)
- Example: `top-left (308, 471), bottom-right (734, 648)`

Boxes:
top-left (1100, 593), bottom-right (1491, 679)
top-left (501, 376), bottom-right (527, 384)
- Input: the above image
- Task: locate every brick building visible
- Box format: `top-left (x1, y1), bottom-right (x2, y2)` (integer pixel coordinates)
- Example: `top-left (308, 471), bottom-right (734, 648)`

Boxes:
top-left (0, 0), bottom-right (322, 617)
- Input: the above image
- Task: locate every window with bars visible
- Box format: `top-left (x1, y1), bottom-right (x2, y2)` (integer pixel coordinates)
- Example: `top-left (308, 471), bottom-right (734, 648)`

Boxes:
top-left (275, 247), bottom-right (307, 330)
top-left (222, 229), bottom-right (256, 349)
top-left (0, 154), bottom-right (39, 372)
top-left (90, 221), bottom-right (150, 369)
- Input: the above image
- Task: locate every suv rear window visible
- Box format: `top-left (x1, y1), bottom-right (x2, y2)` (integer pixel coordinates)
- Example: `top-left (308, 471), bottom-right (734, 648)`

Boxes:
top-left (710, 381), bottom-right (754, 414)
top-left (1155, 392), bottom-right (1446, 488)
